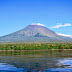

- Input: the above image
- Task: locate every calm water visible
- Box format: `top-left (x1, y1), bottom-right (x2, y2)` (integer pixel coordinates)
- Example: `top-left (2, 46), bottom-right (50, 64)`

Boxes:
top-left (0, 50), bottom-right (72, 72)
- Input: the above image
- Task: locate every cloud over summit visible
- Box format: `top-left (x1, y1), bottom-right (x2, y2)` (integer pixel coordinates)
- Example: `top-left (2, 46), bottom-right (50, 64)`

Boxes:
top-left (32, 23), bottom-right (45, 26)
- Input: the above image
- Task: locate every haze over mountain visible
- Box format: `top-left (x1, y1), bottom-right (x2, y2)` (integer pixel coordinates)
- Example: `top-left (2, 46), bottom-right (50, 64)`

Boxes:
top-left (0, 24), bottom-right (72, 42)
top-left (56, 33), bottom-right (72, 38)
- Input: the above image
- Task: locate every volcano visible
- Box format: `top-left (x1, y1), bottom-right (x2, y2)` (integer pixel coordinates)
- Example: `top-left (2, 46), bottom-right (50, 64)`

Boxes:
top-left (0, 24), bottom-right (72, 42)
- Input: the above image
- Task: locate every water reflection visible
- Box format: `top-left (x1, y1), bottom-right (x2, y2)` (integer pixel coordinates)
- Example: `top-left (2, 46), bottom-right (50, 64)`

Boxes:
top-left (0, 50), bottom-right (72, 71)
top-left (45, 58), bottom-right (72, 72)
top-left (0, 63), bottom-right (24, 71)
top-left (57, 58), bottom-right (72, 68)
top-left (45, 68), bottom-right (72, 72)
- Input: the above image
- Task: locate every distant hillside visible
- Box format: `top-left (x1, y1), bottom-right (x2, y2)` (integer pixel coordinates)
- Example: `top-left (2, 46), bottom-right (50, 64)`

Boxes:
top-left (0, 25), bottom-right (72, 42)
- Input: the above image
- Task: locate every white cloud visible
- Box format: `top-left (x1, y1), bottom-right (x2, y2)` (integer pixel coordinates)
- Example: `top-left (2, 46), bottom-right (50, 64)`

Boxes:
top-left (50, 23), bottom-right (72, 28)
top-left (31, 23), bottom-right (45, 26)
top-left (56, 32), bottom-right (72, 38)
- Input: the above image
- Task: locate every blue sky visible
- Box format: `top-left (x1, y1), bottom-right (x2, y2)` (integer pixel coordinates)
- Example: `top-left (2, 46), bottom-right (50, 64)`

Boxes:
top-left (0, 0), bottom-right (72, 36)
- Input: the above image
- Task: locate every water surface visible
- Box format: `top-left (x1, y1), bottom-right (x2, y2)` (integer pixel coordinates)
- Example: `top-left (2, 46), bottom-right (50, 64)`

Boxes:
top-left (0, 50), bottom-right (72, 72)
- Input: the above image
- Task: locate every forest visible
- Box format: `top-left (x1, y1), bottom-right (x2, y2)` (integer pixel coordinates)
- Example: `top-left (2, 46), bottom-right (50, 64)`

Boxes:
top-left (0, 42), bottom-right (72, 50)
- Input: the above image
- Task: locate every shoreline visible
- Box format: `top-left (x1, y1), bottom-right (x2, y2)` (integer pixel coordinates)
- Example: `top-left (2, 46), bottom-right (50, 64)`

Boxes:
top-left (0, 49), bottom-right (72, 51)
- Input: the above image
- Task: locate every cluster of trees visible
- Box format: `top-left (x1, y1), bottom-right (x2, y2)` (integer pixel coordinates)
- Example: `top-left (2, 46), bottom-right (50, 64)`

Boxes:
top-left (0, 43), bottom-right (72, 50)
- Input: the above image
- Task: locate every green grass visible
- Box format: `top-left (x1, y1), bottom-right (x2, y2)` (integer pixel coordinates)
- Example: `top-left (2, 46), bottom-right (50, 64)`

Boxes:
top-left (0, 42), bottom-right (72, 50)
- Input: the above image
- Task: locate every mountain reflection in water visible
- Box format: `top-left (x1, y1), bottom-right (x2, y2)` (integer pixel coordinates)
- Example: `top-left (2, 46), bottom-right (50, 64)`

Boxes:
top-left (0, 50), bottom-right (72, 72)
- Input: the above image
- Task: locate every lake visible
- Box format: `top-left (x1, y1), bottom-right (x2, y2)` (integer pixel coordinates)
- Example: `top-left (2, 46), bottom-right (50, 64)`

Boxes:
top-left (0, 50), bottom-right (72, 72)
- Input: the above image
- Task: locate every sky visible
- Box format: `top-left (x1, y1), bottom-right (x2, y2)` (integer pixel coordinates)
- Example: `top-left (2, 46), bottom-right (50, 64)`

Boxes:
top-left (0, 0), bottom-right (72, 36)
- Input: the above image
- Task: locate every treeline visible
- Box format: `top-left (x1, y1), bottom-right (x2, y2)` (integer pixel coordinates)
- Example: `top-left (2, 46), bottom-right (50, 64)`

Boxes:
top-left (0, 43), bottom-right (72, 50)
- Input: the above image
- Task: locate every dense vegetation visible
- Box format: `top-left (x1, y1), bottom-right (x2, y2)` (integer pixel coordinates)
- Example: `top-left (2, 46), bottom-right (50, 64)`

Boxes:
top-left (0, 43), bottom-right (72, 50)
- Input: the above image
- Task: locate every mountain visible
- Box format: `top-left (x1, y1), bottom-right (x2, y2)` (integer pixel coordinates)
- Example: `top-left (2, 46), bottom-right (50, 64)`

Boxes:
top-left (0, 25), bottom-right (72, 42)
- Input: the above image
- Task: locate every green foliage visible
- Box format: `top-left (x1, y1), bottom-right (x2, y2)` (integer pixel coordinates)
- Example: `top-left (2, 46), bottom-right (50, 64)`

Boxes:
top-left (0, 42), bottom-right (72, 50)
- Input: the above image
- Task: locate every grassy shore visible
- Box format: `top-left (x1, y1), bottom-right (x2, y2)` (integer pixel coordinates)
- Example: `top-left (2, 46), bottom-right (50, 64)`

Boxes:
top-left (0, 42), bottom-right (72, 50)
